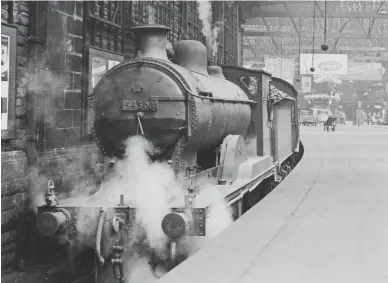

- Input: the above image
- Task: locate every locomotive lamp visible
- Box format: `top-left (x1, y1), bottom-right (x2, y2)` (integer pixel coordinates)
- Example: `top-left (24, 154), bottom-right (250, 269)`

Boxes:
top-left (161, 212), bottom-right (189, 239)
top-left (159, 211), bottom-right (190, 270)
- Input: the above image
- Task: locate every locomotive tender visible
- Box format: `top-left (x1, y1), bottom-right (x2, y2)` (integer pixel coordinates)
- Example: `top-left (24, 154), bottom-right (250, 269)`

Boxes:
top-left (29, 24), bottom-right (303, 283)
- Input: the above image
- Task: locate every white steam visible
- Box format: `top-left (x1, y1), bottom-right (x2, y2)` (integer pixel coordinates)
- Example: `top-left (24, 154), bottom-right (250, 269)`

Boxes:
top-left (45, 135), bottom-right (234, 281)
top-left (197, 1), bottom-right (212, 37)
top-left (87, 136), bottom-right (233, 279)
top-left (88, 136), bottom-right (184, 252)
top-left (197, 1), bottom-right (222, 60)
top-left (197, 1), bottom-right (213, 47)
top-left (148, 4), bottom-right (156, 25)
top-left (211, 24), bottom-right (221, 58)
top-left (126, 257), bottom-right (163, 283)
top-left (197, 187), bottom-right (233, 240)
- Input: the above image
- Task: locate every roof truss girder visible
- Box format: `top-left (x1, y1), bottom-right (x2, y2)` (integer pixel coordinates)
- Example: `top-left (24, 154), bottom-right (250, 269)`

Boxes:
top-left (242, 28), bottom-right (388, 39)
top-left (246, 11), bottom-right (388, 20)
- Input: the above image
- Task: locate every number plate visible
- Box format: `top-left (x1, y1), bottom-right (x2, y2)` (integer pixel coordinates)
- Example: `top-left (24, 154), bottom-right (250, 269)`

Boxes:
top-left (122, 100), bottom-right (158, 111)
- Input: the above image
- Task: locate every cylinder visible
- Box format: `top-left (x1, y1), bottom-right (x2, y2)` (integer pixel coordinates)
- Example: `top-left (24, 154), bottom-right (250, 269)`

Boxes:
top-left (36, 211), bottom-right (67, 237)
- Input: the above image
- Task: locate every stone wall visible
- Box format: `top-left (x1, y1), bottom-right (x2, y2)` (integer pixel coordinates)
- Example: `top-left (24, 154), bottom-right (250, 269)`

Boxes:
top-left (1, 2), bottom-right (31, 277)
top-left (1, 146), bottom-right (104, 282)
top-left (1, 151), bottom-right (28, 278)
top-left (41, 0), bottom-right (84, 148)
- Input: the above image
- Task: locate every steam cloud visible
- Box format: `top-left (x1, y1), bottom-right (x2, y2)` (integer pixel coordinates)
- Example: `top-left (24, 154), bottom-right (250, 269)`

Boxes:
top-left (148, 4), bottom-right (156, 25)
top-left (84, 136), bottom-right (182, 250)
top-left (197, 1), bottom-right (222, 59)
top-left (197, 0), bottom-right (212, 41)
top-left (211, 24), bottom-right (221, 58)
top-left (31, 131), bottom-right (233, 281)
top-left (82, 135), bottom-right (233, 281)
top-left (196, 186), bottom-right (233, 241)
top-left (26, 59), bottom-right (102, 211)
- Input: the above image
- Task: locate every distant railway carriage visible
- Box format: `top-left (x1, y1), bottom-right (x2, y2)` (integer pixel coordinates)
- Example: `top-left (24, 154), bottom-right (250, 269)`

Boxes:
top-left (271, 78), bottom-right (299, 173)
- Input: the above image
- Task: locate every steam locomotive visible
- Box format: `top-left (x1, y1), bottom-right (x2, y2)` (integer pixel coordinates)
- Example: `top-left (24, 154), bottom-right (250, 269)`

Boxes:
top-left (26, 24), bottom-right (303, 283)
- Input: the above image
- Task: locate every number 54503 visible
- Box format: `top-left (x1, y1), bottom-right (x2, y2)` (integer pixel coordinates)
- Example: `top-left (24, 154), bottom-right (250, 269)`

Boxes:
top-left (122, 100), bottom-right (158, 111)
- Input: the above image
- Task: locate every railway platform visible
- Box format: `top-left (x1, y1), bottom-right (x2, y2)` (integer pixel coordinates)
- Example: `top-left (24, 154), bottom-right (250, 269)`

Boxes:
top-left (159, 123), bottom-right (388, 283)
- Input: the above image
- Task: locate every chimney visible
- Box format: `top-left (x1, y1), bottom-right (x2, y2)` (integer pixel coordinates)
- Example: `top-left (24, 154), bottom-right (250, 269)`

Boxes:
top-left (131, 24), bottom-right (171, 61)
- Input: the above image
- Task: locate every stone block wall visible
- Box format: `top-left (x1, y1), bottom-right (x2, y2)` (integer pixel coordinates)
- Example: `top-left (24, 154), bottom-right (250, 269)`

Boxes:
top-left (1, 146), bottom-right (104, 282)
top-left (40, 0), bottom-right (84, 149)
top-left (1, 152), bottom-right (28, 277)
top-left (1, 2), bottom-right (31, 277)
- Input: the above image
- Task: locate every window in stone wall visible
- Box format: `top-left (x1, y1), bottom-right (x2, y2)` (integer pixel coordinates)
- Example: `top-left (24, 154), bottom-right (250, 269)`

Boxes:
top-left (1, 25), bottom-right (16, 139)
top-left (86, 48), bottom-right (123, 136)
top-left (187, 1), bottom-right (200, 41)
top-left (85, 1), bottom-right (206, 60)
top-left (85, 1), bottom-right (128, 55)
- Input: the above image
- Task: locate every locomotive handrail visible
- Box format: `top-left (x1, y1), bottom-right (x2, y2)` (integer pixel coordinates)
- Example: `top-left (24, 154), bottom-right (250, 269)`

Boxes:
top-left (145, 95), bottom-right (257, 105)
top-left (88, 90), bottom-right (257, 105)
top-left (188, 92), bottom-right (257, 105)
top-left (85, 58), bottom-right (258, 106)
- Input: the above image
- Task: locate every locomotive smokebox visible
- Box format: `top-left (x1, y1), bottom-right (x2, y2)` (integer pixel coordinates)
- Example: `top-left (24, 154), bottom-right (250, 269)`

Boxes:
top-left (91, 24), bottom-right (187, 159)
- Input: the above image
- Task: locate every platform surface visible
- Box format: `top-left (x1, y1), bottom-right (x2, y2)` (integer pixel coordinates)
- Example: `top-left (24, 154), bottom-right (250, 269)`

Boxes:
top-left (158, 124), bottom-right (388, 283)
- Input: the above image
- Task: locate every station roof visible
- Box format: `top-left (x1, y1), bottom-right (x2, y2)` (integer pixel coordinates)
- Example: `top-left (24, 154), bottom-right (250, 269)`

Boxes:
top-left (241, 1), bottom-right (388, 61)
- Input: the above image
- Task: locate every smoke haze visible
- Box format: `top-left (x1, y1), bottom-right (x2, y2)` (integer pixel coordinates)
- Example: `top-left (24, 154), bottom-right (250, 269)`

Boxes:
top-left (86, 136), bottom-right (233, 281)
top-left (197, 1), bottom-right (213, 48)
top-left (197, 1), bottom-right (223, 60)
top-left (196, 186), bottom-right (233, 240)
top-left (31, 133), bottom-right (234, 281)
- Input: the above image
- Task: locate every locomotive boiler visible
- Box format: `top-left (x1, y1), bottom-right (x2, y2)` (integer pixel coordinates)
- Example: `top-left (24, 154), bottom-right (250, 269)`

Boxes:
top-left (28, 24), bottom-right (303, 283)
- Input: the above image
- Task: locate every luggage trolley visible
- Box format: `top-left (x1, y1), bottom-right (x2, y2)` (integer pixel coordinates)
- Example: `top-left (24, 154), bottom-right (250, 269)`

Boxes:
top-left (324, 116), bottom-right (338, 131)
